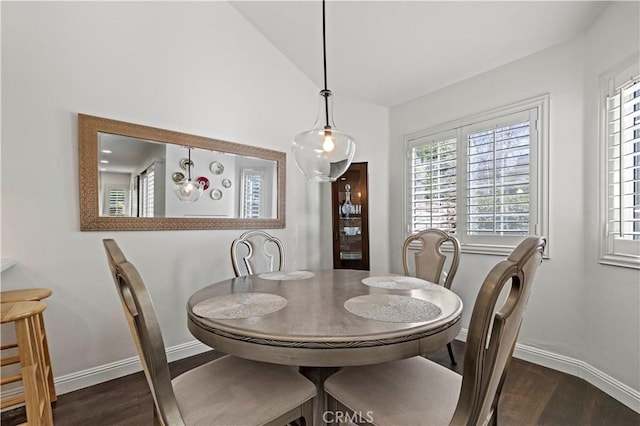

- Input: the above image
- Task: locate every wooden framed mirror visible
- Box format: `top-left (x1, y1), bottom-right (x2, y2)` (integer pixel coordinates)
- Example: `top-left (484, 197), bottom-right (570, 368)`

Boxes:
top-left (79, 114), bottom-right (285, 231)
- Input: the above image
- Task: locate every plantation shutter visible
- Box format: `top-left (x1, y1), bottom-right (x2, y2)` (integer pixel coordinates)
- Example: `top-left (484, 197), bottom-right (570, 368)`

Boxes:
top-left (408, 132), bottom-right (457, 234)
top-left (404, 95), bottom-right (547, 254)
top-left (140, 164), bottom-right (155, 217)
top-left (466, 110), bottom-right (535, 237)
top-left (107, 188), bottom-right (127, 216)
top-left (242, 170), bottom-right (264, 218)
top-left (607, 77), bottom-right (640, 242)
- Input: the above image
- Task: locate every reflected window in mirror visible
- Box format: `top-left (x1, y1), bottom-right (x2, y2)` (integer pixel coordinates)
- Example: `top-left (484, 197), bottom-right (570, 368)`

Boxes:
top-left (242, 169), bottom-right (265, 219)
top-left (104, 185), bottom-right (128, 217)
top-left (139, 164), bottom-right (156, 217)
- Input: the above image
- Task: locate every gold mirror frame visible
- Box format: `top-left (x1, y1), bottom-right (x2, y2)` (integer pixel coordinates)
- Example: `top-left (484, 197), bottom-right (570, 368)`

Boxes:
top-left (79, 114), bottom-right (286, 231)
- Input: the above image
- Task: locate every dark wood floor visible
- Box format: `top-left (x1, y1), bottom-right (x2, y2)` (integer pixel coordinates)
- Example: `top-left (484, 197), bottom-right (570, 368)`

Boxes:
top-left (2, 341), bottom-right (638, 425)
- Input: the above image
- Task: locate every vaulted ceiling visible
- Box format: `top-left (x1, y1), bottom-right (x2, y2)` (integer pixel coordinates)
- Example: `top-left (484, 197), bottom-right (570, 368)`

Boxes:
top-left (231, 1), bottom-right (608, 106)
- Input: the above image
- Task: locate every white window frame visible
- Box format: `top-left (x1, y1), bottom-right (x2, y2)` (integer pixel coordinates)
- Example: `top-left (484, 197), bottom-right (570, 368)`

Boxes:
top-left (404, 94), bottom-right (550, 256)
top-left (240, 168), bottom-right (266, 219)
top-left (407, 129), bottom-right (458, 234)
top-left (104, 185), bottom-right (130, 217)
top-left (599, 55), bottom-right (640, 269)
top-left (139, 163), bottom-right (155, 218)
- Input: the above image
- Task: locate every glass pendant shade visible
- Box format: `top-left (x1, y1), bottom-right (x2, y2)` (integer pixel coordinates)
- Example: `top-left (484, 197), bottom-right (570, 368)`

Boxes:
top-left (292, 0), bottom-right (356, 182)
top-left (174, 147), bottom-right (203, 202)
top-left (174, 179), bottom-right (203, 202)
top-left (293, 91), bottom-right (356, 182)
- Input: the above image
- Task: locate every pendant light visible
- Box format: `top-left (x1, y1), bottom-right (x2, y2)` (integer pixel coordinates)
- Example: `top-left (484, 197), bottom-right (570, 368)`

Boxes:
top-left (174, 148), bottom-right (203, 202)
top-left (292, 0), bottom-right (356, 182)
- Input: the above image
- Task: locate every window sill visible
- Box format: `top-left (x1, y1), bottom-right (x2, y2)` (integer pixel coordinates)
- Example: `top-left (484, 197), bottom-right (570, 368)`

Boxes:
top-left (460, 244), bottom-right (515, 257)
top-left (407, 242), bottom-right (550, 259)
top-left (460, 244), bottom-right (549, 259)
top-left (599, 254), bottom-right (640, 270)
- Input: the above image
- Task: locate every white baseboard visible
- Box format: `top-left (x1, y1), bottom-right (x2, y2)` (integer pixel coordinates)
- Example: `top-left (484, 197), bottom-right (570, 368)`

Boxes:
top-left (0, 340), bottom-right (211, 410)
top-left (54, 340), bottom-right (211, 395)
top-left (4, 335), bottom-right (639, 415)
top-left (456, 329), bottom-right (640, 414)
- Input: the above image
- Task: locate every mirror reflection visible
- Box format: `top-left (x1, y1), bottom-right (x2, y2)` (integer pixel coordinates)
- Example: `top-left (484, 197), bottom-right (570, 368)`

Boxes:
top-left (98, 134), bottom-right (277, 219)
top-left (79, 114), bottom-right (285, 231)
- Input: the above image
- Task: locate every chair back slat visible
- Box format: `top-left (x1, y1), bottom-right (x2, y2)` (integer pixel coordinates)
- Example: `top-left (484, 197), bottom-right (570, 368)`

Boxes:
top-left (230, 230), bottom-right (285, 277)
top-left (103, 239), bottom-right (185, 426)
top-left (451, 236), bottom-right (546, 426)
top-left (403, 229), bottom-right (460, 289)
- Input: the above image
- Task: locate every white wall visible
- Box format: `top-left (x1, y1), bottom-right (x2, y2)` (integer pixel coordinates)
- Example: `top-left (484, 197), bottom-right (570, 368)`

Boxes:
top-left (1, 1), bottom-right (388, 389)
top-left (582, 1), bottom-right (640, 391)
top-left (389, 0), bottom-right (639, 397)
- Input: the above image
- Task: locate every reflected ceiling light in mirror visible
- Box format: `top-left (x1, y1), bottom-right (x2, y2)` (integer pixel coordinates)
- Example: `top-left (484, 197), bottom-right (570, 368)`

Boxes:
top-left (174, 147), bottom-right (204, 202)
top-left (292, 0), bottom-right (355, 182)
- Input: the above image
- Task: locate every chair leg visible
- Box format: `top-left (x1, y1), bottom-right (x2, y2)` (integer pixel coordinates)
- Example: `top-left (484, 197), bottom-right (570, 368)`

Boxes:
top-left (447, 342), bottom-right (457, 365)
top-left (152, 406), bottom-right (162, 426)
top-left (488, 406), bottom-right (498, 426)
top-left (300, 398), bottom-right (314, 426)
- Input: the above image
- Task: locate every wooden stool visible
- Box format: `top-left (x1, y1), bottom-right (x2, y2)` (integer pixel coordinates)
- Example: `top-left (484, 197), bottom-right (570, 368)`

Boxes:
top-left (1, 288), bottom-right (56, 403)
top-left (1, 302), bottom-right (54, 425)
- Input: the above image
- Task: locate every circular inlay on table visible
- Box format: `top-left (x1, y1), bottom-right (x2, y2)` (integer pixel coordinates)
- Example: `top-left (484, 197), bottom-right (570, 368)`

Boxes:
top-left (361, 275), bottom-right (434, 290)
top-left (344, 294), bottom-right (442, 323)
top-left (259, 270), bottom-right (316, 281)
top-left (192, 293), bottom-right (287, 319)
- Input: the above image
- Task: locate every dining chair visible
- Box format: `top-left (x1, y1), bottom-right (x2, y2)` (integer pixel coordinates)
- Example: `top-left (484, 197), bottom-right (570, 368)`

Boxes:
top-left (325, 236), bottom-right (546, 426)
top-left (102, 239), bottom-right (315, 426)
top-left (402, 228), bottom-right (461, 364)
top-left (230, 230), bottom-right (285, 277)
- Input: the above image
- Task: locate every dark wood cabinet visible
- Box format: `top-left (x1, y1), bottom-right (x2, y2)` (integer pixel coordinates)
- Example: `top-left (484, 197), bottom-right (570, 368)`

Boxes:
top-left (331, 162), bottom-right (369, 270)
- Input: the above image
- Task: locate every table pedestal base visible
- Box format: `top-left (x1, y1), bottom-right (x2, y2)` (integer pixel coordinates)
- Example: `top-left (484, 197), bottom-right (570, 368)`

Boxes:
top-left (299, 366), bottom-right (341, 426)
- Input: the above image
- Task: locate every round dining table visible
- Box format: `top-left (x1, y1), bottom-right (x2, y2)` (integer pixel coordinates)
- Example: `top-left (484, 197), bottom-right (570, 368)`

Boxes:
top-left (187, 268), bottom-right (463, 425)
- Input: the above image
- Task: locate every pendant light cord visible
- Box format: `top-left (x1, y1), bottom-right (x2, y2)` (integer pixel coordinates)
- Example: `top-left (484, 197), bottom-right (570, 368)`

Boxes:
top-left (322, 0), bottom-right (330, 128)
top-left (187, 148), bottom-right (192, 180)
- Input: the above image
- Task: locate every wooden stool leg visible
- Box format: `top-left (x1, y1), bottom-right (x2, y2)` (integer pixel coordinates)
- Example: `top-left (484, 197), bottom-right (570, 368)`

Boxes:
top-left (16, 314), bottom-right (53, 425)
top-left (36, 313), bottom-right (56, 402)
top-left (0, 341), bottom-right (25, 409)
top-left (0, 289), bottom-right (56, 404)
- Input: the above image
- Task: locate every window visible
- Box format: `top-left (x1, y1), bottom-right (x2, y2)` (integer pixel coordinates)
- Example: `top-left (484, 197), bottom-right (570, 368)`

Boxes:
top-left (241, 169), bottom-right (265, 218)
top-left (601, 58), bottom-right (640, 269)
top-left (409, 133), bottom-right (457, 233)
top-left (106, 186), bottom-right (129, 217)
top-left (139, 164), bottom-right (155, 217)
top-left (406, 95), bottom-right (549, 255)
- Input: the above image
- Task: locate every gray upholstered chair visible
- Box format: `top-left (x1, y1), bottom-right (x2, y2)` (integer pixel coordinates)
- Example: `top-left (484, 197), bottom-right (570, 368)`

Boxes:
top-left (403, 228), bottom-right (461, 364)
top-left (230, 230), bottom-right (285, 277)
top-left (103, 239), bottom-right (315, 426)
top-left (325, 236), bottom-right (546, 426)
